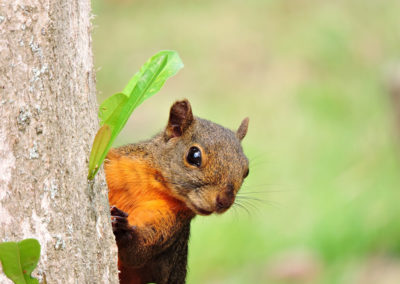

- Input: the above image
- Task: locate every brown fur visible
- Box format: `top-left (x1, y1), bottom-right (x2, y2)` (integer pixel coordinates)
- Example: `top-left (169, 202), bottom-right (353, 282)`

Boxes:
top-left (105, 99), bottom-right (249, 284)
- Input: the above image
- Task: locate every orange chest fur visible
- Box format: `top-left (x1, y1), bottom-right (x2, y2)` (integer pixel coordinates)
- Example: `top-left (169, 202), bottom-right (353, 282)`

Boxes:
top-left (105, 153), bottom-right (188, 228)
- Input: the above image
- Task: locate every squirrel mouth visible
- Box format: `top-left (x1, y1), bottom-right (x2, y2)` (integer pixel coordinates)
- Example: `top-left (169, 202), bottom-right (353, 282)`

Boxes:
top-left (190, 203), bottom-right (213, 216)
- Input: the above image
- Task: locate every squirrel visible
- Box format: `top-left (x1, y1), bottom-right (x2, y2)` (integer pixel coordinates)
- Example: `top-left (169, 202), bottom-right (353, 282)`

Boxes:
top-left (105, 99), bottom-right (249, 284)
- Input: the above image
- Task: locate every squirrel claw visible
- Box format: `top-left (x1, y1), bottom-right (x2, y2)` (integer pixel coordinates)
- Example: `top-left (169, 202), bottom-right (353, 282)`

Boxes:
top-left (110, 205), bottom-right (128, 217)
top-left (110, 206), bottom-right (135, 242)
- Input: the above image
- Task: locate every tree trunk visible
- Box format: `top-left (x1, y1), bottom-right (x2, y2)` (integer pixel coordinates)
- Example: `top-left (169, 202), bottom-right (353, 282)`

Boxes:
top-left (0, 0), bottom-right (118, 283)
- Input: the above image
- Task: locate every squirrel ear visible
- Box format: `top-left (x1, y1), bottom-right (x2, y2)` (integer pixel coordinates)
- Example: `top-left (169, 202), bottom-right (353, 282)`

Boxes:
top-left (236, 117), bottom-right (249, 141)
top-left (166, 99), bottom-right (194, 139)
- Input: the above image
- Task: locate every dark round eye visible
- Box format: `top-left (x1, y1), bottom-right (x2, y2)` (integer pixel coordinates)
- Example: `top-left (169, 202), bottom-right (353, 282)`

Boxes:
top-left (243, 168), bottom-right (249, 178)
top-left (187, 146), bottom-right (202, 167)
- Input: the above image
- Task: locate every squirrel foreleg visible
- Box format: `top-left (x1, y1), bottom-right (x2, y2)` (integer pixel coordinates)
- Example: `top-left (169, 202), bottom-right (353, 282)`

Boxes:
top-left (110, 206), bottom-right (180, 267)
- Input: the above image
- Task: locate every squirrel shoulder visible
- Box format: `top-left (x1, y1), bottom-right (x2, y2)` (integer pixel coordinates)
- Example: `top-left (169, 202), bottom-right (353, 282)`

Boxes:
top-left (106, 145), bottom-right (194, 231)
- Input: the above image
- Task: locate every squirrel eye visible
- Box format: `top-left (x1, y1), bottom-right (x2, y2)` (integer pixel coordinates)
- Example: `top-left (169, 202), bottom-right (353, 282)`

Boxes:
top-left (186, 146), bottom-right (202, 167)
top-left (243, 168), bottom-right (249, 178)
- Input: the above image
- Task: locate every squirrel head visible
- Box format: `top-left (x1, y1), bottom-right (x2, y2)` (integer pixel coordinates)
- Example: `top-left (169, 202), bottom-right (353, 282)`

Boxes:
top-left (156, 99), bottom-right (249, 216)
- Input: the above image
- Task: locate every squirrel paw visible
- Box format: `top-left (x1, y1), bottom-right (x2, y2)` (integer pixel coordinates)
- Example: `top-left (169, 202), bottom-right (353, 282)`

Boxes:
top-left (110, 206), bottom-right (136, 243)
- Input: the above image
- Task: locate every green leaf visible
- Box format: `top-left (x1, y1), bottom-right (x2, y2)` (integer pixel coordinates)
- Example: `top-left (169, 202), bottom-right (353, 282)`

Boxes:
top-left (122, 50), bottom-right (183, 100)
top-left (87, 124), bottom-right (112, 179)
top-left (0, 239), bottom-right (40, 284)
top-left (99, 93), bottom-right (128, 125)
top-left (87, 50), bottom-right (183, 180)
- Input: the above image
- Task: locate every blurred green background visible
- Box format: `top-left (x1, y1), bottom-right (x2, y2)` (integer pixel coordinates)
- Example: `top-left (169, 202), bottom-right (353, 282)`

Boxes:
top-left (92, 0), bottom-right (400, 283)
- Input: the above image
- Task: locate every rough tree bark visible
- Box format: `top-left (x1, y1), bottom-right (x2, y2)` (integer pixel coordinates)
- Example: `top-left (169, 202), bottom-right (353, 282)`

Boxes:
top-left (0, 0), bottom-right (118, 283)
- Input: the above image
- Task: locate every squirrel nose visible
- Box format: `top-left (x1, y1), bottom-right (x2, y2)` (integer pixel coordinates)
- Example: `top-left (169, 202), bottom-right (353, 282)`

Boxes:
top-left (216, 192), bottom-right (234, 211)
top-left (216, 183), bottom-right (235, 211)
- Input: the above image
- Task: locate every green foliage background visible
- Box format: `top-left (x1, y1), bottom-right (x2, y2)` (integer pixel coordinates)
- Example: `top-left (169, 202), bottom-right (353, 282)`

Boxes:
top-left (92, 0), bottom-right (400, 283)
